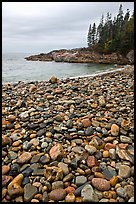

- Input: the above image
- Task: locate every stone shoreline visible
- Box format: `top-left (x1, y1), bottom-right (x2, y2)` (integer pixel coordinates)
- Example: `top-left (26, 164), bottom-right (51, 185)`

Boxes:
top-left (25, 48), bottom-right (134, 65)
top-left (2, 65), bottom-right (134, 202)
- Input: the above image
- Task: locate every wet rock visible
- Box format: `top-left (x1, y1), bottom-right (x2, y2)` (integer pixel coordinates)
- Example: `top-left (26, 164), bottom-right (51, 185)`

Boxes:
top-left (116, 145), bottom-right (134, 163)
top-left (2, 64), bottom-right (134, 202)
top-left (29, 84), bottom-right (37, 92)
top-left (30, 154), bottom-right (41, 163)
top-left (49, 75), bottom-right (58, 83)
top-left (118, 165), bottom-right (131, 178)
top-left (37, 128), bottom-right (46, 137)
top-left (66, 120), bottom-right (73, 128)
top-left (120, 136), bottom-right (132, 143)
top-left (63, 173), bottom-right (74, 182)
top-left (85, 144), bottom-right (97, 154)
top-left (41, 142), bottom-right (48, 149)
top-left (7, 174), bottom-right (24, 197)
top-left (49, 143), bottom-right (64, 161)
top-left (72, 146), bottom-right (84, 154)
top-left (65, 192), bottom-right (76, 202)
top-left (39, 154), bottom-right (50, 164)
top-left (102, 166), bottom-right (117, 180)
top-left (24, 183), bottom-right (38, 202)
top-left (124, 185), bottom-right (134, 198)
top-left (49, 188), bottom-right (66, 201)
top-left (8, 151), bottom-right (18, 160)
top-left (22, 167), bottom-right (33, 177)
top-left (19, 111), bottom-right (29, 121)
top-left (109, 148), bottom-right (116, 160)
top-left (104, 143), bottom-right (116, 150)
top-left (111, 124), bottom-right (119, 136)
top-left (22, 177), bottom-right (30, 186)
top-left (99, 198), bottom-right (109, 202)
top-left (9, 163), bottom-right (20, 176)
top-left (81, 184), bottom-right (99, 202)
top-left (8, 115), bottom-right (16, 122)
top-left (81, 118), bottom-right (91, 127)
top-left (58, 162), bottom-right (69, 175)
top-left (2, 165), bottom-right (11, 175)
top-left (99, 95), bottom-right (106, 107)
top-left (116, 187), bottom-right (127, 198)
top-left (54, 114), bottom-right (63, 122)
top-left (121, 119), bottom-right (130, 131)
top-left (87, 156), bottom-right (98, 168)
top-left (2, 175), bottom-right (12, 187)
top-left (32, 168), bottom-right (44, 176)
top-left (30, 138), bottom-right (39, 146)
top-left (103, 150), bottom-right (109, 158)
top-left (44, 165), bottom-right (63, 181)
top-left (85, 126), bottom-right (94, 136)
top-left (90, 136), bottom-right (104, 149)
top-left (75, 175), bottom-right (87, 186)
top-left (2, 135), bottom-right (12, 146)
top-left (42, 191), bottom-right (48, 202)
top-left (69, 158), bottom-right (79, 169)
top-left (52, 181), bottom-right (64, 190)
top-left (110, 176), bottom-right (118, 187)
top-left (92, 178), bottom-right (111, 191)
top-left (65, 186), bottom-right (75, 194)
top-left (16, 152), bottom-right (32, 164)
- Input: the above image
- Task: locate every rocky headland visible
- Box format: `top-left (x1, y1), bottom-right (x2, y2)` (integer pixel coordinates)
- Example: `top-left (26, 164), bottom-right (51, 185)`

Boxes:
top-left (2, 65), bottom-right (134, 202)
top-left (25, 48), bottom-right (134, 65)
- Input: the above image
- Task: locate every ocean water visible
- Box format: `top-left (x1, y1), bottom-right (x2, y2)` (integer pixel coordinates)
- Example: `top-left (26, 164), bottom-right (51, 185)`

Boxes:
top-left (2, 52), bottom-right (116, 84)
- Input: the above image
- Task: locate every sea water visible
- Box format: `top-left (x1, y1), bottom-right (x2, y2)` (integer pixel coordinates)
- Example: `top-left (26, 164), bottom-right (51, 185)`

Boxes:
top-left (2, 52), bottom-right (117, 84)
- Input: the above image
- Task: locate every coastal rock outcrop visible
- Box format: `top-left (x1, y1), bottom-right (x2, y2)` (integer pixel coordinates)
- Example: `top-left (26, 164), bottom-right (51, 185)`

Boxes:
top-left (25, 47), bottom-right (132, 65)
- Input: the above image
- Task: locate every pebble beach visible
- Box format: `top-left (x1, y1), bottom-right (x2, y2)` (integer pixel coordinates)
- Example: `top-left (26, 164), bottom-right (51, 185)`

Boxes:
top-left (2, 65), bottom-right (134, 202)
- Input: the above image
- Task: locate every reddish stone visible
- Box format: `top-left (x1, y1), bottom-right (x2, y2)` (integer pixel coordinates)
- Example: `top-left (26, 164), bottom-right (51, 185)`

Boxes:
top-left (46, 94), bottom-right (54, 100)
top-left (2, 136), bottom-right (12, 146)
top-left (65, 186), bottom-right (75, 194)
top-left (81, 118), bottom-right (91, 128)
top-left (2, 175), bottom-right (12, 187)
top-left (49, 188), bottom-right (66, 201)
top-left (118, 143), bottom-right (128, 149)
top-left (17, 152), bottom-right (32, 164)
top-left (8, 115), bottom-right (16, 122)
top-left (12, 140), bottom-right (22, 147)
top-left (54, 88), bottom-right (63, 94)
top-left (87, 156), bottom-right (98, 168)
top-left (2, 165), bottom-right (11, 175)
top-left (2, 119), bottom-right (10, 126)
top-left (49, 143), bottom-right (64, 161)
top-left (92, 178), bottom-right (110, 191)
top-left (104, 143), bottom-right (116, 150)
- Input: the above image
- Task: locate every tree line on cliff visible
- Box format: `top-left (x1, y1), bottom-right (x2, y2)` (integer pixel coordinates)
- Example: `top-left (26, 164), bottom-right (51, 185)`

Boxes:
top-left (87, 4), bottom-right (134, 56)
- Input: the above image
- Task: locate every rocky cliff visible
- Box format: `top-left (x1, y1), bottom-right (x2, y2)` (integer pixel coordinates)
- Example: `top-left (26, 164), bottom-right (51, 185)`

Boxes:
top-left (25, 48), bottom-right (133, 65)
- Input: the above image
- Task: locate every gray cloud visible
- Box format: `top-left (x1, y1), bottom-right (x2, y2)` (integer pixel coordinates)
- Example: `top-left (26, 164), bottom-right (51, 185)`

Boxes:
top-left (2, 2), bottom-right (134, 53)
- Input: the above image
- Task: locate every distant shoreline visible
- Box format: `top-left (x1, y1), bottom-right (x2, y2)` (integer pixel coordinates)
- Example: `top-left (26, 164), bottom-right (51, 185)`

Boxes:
top-left (25, 48), bottom-right (134, 65)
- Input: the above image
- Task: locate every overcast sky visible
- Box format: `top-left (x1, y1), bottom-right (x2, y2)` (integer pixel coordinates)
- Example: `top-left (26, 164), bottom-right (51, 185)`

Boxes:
top-left (2, 2), bottom-right (134, 54)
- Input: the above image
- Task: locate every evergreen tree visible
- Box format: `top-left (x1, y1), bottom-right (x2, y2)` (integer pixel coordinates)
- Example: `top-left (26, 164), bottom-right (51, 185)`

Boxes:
top-left (91, 23), bottom-right (96, 45)
top-left (87, 4), bottom-right (134, 55)
top-left (87, 24), bottom-right (92, 47)
top-left (97, 14), bottom-right (104, 42)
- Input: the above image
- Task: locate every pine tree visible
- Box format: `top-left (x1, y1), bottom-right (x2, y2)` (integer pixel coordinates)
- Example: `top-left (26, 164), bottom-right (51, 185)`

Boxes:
top-left (87, 24), bottom-right (92, 47)
top-left (87, 4), bottom-right (134, 56)
top-left (91, 23), bottom-right (96, 45)
top-left (97, 14), bottom-right (104, 42)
